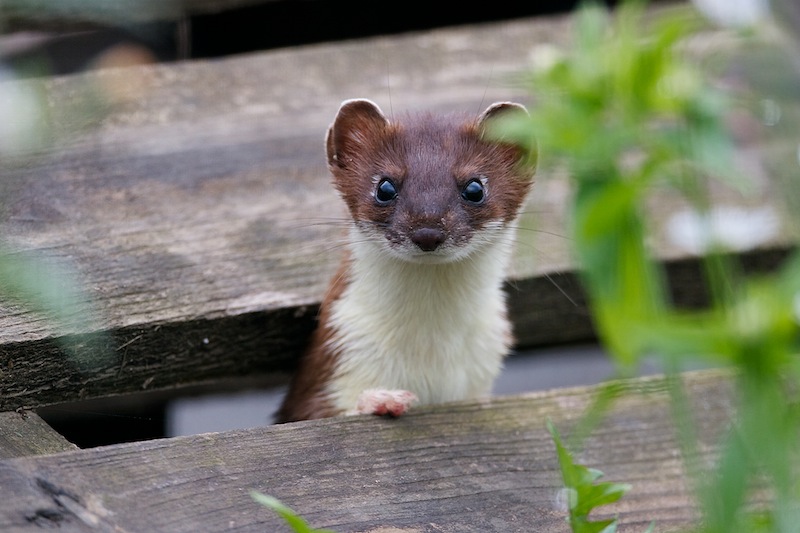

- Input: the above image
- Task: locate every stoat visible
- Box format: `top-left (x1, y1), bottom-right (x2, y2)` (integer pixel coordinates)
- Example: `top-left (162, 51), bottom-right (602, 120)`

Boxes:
top-left (276, 99), bottom-right (534, 423)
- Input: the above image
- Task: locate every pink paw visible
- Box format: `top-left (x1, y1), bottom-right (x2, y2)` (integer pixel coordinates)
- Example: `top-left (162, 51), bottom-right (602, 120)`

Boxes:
top-left (355, 389), bottom-right (418, 417)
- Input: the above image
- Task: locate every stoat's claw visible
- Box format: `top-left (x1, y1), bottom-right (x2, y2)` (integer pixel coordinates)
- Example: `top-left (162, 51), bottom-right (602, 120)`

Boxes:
top-left (354, 389), bottom-right (418, 417)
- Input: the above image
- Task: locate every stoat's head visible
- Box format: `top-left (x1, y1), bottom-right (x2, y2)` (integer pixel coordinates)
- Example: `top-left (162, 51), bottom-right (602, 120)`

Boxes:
top-left (325, 99), bottom-right (535, 264)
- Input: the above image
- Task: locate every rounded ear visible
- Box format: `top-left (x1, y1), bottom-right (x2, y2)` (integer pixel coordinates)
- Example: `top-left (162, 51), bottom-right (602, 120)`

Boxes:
top-left (477, 101), bottom-right (529, 133)
top-left (478, 101), bottom-right (537, 171)
top-left (325, 99), bottom-right (389, 169)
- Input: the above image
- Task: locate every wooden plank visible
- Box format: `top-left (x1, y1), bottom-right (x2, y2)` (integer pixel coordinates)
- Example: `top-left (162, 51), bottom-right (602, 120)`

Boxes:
top-left (0, 0), bottom-right (277, 29)
top-left (0, 411), bottom-right (77, 459)
top-left (0, 8), bottom-right (793, 410)
top-left (0, 370), bottom-right (736, 532)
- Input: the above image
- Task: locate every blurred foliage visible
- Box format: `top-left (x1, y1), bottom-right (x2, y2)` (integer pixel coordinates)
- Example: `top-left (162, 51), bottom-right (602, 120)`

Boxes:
top-left (494, 1), bottom-right (800, 532)
top-left (0, 11), bottom-right (122, 376)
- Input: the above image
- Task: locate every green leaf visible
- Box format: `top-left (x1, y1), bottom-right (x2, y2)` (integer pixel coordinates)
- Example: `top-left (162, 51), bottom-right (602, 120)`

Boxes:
top-left (0, 246), bottom-right (87, 331)
top-left (548, 420), bottom-right (643, 533)
top-left (0, 245), bottom-right (112, 371)
top-left (250, 492), bottom-right (336, 533)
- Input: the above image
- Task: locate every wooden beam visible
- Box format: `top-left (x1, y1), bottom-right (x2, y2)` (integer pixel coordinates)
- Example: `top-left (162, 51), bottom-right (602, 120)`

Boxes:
top-left (0, 411), bottom-right (77, 459)
top-left (0, 370), bottom-right (737, 532)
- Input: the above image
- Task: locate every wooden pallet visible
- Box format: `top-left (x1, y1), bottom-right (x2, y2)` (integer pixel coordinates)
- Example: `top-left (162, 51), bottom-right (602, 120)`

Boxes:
top-left (0, 3), bottom-right (793, 531)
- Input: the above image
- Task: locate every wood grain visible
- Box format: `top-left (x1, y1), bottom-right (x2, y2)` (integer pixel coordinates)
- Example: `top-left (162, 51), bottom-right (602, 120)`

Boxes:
top-left (0, 8), bottom-right (794, 410)
top-left (0, 411), bottom-right (77, 459)
top-left (0, 370), bottom-right (736, 532)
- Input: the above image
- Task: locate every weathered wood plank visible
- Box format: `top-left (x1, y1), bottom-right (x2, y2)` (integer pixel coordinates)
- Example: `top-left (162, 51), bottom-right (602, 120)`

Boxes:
top-left (0, 8), bottom-right (793, 410)
top-left (0, 370), bottom-right (735, 532)
top-left (0, 411), bottom-right (77, 459)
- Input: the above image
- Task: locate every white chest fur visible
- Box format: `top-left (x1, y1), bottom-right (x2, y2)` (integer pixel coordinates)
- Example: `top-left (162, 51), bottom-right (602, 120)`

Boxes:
top-left (325, 225), bottom-right (517, 413)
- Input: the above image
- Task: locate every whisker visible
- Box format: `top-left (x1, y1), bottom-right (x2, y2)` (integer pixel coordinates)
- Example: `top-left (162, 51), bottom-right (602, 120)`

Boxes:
top-left (541, 271), bottom-right (582, 308)
top-left (386, 70), bottom-right (394, 121)
top-left (290, 233), bottom-right (352, 257)
top-left (284, 217), bottom-right (355, 229)
top-left (518, 204), bottom-right (557, 213)
top-left (471, 231), bottom-right (581, 308)
top-left (477, 63), bottom-right (495, 116)
top-left (513, 226), bottom-right (572, 241)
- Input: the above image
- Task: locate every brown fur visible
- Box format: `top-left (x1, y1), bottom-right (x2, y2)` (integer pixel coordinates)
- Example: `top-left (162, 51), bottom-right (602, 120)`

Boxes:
top-left (275, 100), bottom-right (532, 423)
top-left (274, 255), bottom-right (351, 422)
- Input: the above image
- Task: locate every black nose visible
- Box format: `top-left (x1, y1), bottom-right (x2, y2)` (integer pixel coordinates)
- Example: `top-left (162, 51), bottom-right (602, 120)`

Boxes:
top-left (411, 228), bottom-right (446, 251)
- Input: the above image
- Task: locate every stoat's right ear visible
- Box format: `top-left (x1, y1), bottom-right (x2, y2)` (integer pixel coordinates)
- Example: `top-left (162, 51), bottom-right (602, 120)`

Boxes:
top-left (326, 99), bottom-right (389, 169)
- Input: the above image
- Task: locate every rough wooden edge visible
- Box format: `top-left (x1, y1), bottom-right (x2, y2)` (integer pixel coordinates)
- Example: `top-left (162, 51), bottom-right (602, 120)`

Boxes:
top-left (0, 305), bottom-right (315, 411)
top-left (0, 411), bottom-right (77, 459)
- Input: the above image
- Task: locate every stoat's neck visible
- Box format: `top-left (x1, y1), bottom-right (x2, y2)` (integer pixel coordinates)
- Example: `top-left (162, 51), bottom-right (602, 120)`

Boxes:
top-left (347, 225), bottom-right (514, 313)
top-left (325, 224), bottom-right (518, 410)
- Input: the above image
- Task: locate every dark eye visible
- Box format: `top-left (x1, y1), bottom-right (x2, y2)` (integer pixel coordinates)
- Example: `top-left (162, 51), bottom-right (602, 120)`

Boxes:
top-left (461, 178), bottom-right (486, 205)
top-left (375, 177), bottom-right (398, 205)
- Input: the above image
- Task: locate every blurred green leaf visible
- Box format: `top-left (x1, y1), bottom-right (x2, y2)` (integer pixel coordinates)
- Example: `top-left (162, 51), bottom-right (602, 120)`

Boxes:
top-left (503, 2), bottom-right (800, 532)
top-left (250, 492), bottom-right (336, 533)
top-left (0, 244), bottom-right (112, 371)
top-left (0, 246), bottom-right (87, 331)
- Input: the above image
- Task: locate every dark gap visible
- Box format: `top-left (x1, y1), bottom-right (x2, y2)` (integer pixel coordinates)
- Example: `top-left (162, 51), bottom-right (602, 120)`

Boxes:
top-left (3, 1), bottom-right (628, 76)
top-left (37, 399), bottom-right (168, 448)
top-left (187, 0), bottom-right (616, 59)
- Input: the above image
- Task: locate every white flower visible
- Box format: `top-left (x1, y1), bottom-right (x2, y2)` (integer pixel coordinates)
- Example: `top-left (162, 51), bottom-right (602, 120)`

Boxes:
top-left (691, 0), bottom-right (769, 28)
top-left (528, 44), bottom-right (564, 74)
top-left (666, 206), bottom-right (780, 255)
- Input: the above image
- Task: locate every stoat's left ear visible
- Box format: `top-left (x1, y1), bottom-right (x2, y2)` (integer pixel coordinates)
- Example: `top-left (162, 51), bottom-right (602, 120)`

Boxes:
top-left (478, 102), bottom-right (537, 171)
top-left (326, 98), bottom-right (389, 170)
top-left (477, 102), bottom-right (529, 132)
